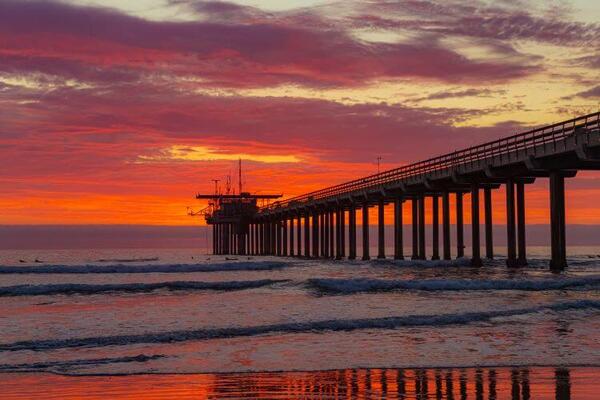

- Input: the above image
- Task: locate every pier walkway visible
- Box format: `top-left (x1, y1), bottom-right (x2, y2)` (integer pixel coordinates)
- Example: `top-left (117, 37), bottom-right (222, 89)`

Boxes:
top-left (210, 112), bottom-right (600, 270)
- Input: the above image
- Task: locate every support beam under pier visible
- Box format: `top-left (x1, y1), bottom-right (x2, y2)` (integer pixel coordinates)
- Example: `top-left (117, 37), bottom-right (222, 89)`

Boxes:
top-left (471, 185), bottom-right (482, 267)
top-left (484, 188), bottom-right (493, 259)
top-left (289, 218), bottom-right (294, 257)
top-left (394, 197), bottom-right (404, 260)
top-left (312, 211), bottom-right (319, 258)
top-left (442, 192), bottom-right (451, 260)
top-left (276, 220), bottom-right (281, 256)
top-left (282, 219), bottom-right (288, 256)
top-left (456, 192), bottom-right (464, 258)
top-left (349, 206), bottom-right (357, 260)
top-left (418, 194), bottom-right (426, 260)
top-left (324, 210), bottom-right (329, 258)
top-left (550, 172), bottom-right (567, 271)
top-left (432, 194), bottom-right (440, 260)
top-left (411, 198), bottom-right (418, 259)
top-left (329, 211), bottom-right (334, 258)
top-left (335, 208), bottom-right (342, 260)
top-left (362, 203), bottom-right (370, 260)
top-left (340, 209), bottom-right (346, 258)
top-left (212, 224), bottom-right (216, 255)
top-left (517, 182), bottom-right (527, 266)
top-left (296, 215), bottom-right (302, 258)
top-left (320, 212), bottom-right (325, 257)
top-left (506, 180), bottom-right (518, 267)
top-left (378, 199), bottom-right (385, 259)
top-left (304, 213), bottom-right (310, 258)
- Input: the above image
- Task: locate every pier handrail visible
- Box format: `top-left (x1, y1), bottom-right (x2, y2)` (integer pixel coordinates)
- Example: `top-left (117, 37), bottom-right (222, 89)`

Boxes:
top-left (261, 112), bottom-right (600, 211)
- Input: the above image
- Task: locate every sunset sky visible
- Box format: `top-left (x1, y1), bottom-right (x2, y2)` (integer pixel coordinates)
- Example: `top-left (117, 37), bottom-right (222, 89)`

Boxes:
top-left (1, 0), bottom-right (599, 225)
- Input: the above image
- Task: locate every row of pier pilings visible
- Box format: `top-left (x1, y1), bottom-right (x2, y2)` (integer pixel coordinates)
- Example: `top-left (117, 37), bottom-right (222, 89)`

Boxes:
top-left (212, 173), bottom-right (569, 271)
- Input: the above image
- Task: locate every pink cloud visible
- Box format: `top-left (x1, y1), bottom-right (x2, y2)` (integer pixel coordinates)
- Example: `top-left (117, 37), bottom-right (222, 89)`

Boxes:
top-left (0, 0), bottom-right (538, 88)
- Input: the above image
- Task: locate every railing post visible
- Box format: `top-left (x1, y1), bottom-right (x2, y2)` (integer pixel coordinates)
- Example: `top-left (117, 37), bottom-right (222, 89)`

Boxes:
top-left (442, 191), bottom-right (451, 260)
top-left (394, 197), bottom-right (404, 260)
top-left (471, 185), bottom-right (482, 267)
top-left (432, 194), bottom-right (440, 260)
top-left (456, 192), bottom-right (464, 258)
top-left (362, 203), bottom-right (370, 260)
top-left (378, 198), bottom-right (386, 259)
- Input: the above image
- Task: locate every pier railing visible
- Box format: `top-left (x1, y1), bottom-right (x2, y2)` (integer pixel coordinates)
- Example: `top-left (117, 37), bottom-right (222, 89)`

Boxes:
top-left (262, 112), bottom-right (600, 211)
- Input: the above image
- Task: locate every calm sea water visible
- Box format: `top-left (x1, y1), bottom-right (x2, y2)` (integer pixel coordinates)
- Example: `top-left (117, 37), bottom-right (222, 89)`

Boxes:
top-left (0, 247), bottom-right (599, 398)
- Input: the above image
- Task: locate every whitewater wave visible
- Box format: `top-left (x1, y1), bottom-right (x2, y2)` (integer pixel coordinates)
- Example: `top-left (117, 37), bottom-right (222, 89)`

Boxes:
top-left (0, 279), bottom-right (287, 297)
top-left (0, 261), bottom-right (288, 274)
top-left (370, 257), bottom-right (472, 268)
top-left (0, 354), bottom-right (164, 373)
top-left (308, 276), bottom-right (600, 294)
top-left (2, 300), bottom-right (598, 352)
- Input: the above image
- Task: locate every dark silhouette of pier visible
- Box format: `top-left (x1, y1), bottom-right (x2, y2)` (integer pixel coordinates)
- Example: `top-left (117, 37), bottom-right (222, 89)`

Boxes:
top-left (203, 112), bottom-right (600, 270)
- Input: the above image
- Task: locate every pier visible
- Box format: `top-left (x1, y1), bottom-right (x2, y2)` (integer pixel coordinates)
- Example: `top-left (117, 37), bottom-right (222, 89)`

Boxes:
top-left (200, 112), bottom-right (600, 271)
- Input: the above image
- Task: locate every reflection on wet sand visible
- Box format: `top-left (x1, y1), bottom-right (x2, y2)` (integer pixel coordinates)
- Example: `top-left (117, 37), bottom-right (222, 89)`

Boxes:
top-left (1, 367), bottom-right (595, 399)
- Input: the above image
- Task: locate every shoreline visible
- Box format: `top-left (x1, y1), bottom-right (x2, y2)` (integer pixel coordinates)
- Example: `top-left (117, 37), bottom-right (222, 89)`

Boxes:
top-left (2, 366), bottom-right (597, 399)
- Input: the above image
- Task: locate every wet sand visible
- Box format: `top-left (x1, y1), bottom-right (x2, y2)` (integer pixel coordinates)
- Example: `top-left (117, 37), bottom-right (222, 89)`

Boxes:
top-left (1, 366), bottom-right (596, 399)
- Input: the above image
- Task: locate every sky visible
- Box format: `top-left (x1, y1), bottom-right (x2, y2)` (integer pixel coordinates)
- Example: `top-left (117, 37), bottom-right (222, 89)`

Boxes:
top-left (1, 0), bottom-right (599, 225)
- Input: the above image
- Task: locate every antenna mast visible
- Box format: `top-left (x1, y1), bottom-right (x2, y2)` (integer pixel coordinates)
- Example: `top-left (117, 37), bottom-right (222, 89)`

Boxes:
top-left (211, 179), bottom-right (220, 196)
top-left (239, 158), bottom-right (243, 194)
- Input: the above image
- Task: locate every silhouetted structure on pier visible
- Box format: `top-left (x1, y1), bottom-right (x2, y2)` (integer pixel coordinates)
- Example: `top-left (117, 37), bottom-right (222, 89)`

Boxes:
top-left (197, 192), bottom-right (282, 256)
top-left (200, 112), bottom-right (600, 270)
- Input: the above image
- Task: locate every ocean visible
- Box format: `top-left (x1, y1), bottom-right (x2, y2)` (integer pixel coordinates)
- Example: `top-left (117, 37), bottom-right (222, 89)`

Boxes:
top-left (0, 246), bottom-right (599, 398)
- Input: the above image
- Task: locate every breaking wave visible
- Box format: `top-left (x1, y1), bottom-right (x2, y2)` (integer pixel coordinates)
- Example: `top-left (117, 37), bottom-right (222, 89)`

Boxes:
top-left (0, 279), bottom-right (287, 297)
top-left (0, 354), bottom-right (164, 373)
top-left (308, 276), bottom-right (600, 294)
top-left (2, 300), bottom-right (598, 352)
top-left (0, 261), bottom-right (288, 274)
top-left (96, 257), bottom-right (159, 263)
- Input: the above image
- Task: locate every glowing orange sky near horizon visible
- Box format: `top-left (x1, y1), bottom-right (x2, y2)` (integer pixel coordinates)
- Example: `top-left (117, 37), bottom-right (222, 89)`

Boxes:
top-left (1, 0), bottom-right (599, 226)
